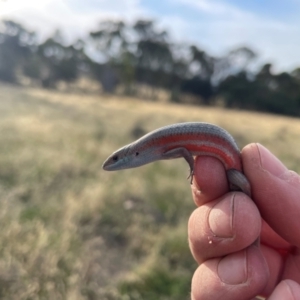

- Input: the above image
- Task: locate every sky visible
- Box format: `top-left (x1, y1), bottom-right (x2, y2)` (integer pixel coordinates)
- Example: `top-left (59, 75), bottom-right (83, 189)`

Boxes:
top-left (0, 0), bottom-right (300, 72)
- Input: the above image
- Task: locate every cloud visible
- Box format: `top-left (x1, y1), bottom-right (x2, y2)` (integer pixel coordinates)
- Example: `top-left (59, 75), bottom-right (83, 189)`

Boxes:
top-left (0, 0), bottom-right (53, 16)
top-left (166, 0), bottom-right (300, 71)
top-left (172, 0), bottom-right (253, 18)
top-left (0, 0), bottom-right (148, 41)
top-left (66, 0), bottom-right (142, 15)
top-left (0, 0), bottom-right (299, 71)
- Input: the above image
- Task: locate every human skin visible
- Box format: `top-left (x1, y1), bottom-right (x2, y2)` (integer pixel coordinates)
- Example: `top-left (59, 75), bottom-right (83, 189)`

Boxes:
top-left (189, 143), bottom-right (300, 300)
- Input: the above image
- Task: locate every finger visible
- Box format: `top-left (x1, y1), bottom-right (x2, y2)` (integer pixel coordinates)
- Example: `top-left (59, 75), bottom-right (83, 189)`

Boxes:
top-left (242, 143), bottom-right (300, 247)
top-left (191, 246), bottom-right (269, 300)
top-left (259, 245), bottom-right (285, 296)
top-left (268, 280), bottom-right (300, 300)
top-left (282, 248), bottom-right (300, 285)
top-left (192, 156), bottom-right (229, 206)
top-left (189, 192), bottom-right (261, 263)
top-left (261, 220), bottom-right (291, 251)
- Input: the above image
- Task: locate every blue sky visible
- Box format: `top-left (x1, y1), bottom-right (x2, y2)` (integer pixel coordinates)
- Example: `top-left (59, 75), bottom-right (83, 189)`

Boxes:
top-left (1, 0), bottom-right (300, 72)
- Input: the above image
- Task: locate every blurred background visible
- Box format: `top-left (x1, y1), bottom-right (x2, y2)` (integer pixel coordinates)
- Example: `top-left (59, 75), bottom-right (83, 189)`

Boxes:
top-left (0, 1), bottom-right (300, 299)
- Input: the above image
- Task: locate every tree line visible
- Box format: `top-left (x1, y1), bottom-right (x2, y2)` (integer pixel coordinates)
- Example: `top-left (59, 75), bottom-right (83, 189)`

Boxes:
top-left (1, 19), bottom-right (300, 116)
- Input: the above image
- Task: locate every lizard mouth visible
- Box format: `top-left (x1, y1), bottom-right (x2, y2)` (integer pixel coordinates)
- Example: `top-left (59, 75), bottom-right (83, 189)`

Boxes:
top-left (102, 157), bottom-right (114, 170)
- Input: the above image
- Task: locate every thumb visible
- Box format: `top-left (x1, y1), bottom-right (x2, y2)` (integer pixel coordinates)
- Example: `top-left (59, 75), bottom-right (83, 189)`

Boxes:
top-left (242, 143), bottom-right (300, 248)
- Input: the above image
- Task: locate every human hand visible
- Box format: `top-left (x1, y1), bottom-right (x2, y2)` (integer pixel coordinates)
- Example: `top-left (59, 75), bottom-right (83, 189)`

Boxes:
top-left (189, 143), bottom-right (300, 300)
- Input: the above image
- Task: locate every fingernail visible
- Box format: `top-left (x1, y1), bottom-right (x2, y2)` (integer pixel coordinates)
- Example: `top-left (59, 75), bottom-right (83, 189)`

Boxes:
top-left (268, 279), bottom-right (300, 300)
top-left (208, 195), bottom-right (234, 238)
top-left (218, 250), bottom-right (248, 284)
top-left (256, 143), bottom-right (288, 177)
top-left (256, 143), bottom-right (300, 185)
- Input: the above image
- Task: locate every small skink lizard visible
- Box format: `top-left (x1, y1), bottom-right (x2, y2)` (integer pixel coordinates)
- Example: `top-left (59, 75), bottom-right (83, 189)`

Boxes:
top-left (102, 122), bottom-right (251, 197)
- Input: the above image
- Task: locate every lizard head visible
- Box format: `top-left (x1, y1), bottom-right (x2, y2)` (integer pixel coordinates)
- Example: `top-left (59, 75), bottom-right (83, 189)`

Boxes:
top-left (103, 142), bottom-right (160, 171)
top-left (103, 145), bottom-right (132, 171)
top-left (103, 143), bottom-right (147, 171)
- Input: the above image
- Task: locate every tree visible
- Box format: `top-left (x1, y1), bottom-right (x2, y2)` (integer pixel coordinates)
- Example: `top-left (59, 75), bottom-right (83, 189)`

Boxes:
top-left (179, 45), bottom-right (215, 104)
top-left (133, 20), bottom-right (173, 98)
top-left (89, 20), bottom-right (131, 93)
top-left (218, 71), bottom-right (256, 108)
top-left (213, 46), bottom-right (257, 83)
top-left (227, 47), bottom-right (257, 71)
top-left (0, 20), bottom-right (35, 83)
top-left (35, 31), bottom-right (86, 87)
top-left (190, 45), bottom-right (214, 80)
top-left (218, 63), bottom-right (300, 116)
top-left (90, 20), bottom-right (127, 61)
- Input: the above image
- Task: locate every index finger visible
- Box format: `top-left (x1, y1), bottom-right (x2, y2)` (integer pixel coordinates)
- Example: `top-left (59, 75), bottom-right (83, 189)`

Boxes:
top-left (243, 143), bottom-right (300, 248)
top-left (192, 156), bottom-right (230, 206)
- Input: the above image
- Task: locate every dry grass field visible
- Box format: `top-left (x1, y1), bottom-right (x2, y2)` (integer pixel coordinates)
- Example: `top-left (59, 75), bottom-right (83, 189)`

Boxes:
top-left (1, 83), bottom-right (300, 299)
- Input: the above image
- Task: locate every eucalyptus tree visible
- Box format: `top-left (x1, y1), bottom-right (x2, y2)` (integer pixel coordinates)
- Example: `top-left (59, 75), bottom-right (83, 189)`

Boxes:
top-left (0, 20), bottom-right (35, 83)
top-left (89, 20), bottom-right (133, 93)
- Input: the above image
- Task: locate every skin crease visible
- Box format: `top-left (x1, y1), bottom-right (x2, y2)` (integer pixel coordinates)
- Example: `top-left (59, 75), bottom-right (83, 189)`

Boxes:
top-left (189, 143), bottom-right (300, 300)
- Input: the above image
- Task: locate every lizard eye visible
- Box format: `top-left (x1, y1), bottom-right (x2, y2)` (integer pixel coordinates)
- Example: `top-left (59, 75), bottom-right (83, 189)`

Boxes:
top-left (112, 155), bottom-right (118, 161)
top-left (135, 152), bottom-right (139, 156)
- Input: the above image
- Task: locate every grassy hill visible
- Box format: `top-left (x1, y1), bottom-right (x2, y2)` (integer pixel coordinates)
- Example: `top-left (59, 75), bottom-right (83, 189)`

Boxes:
top-left (1, 83), bottom-right (300, 299)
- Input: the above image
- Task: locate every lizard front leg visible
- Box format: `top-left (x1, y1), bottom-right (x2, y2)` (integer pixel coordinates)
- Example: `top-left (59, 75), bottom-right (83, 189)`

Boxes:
top-left (162, 147), bottom-right (195, 184)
